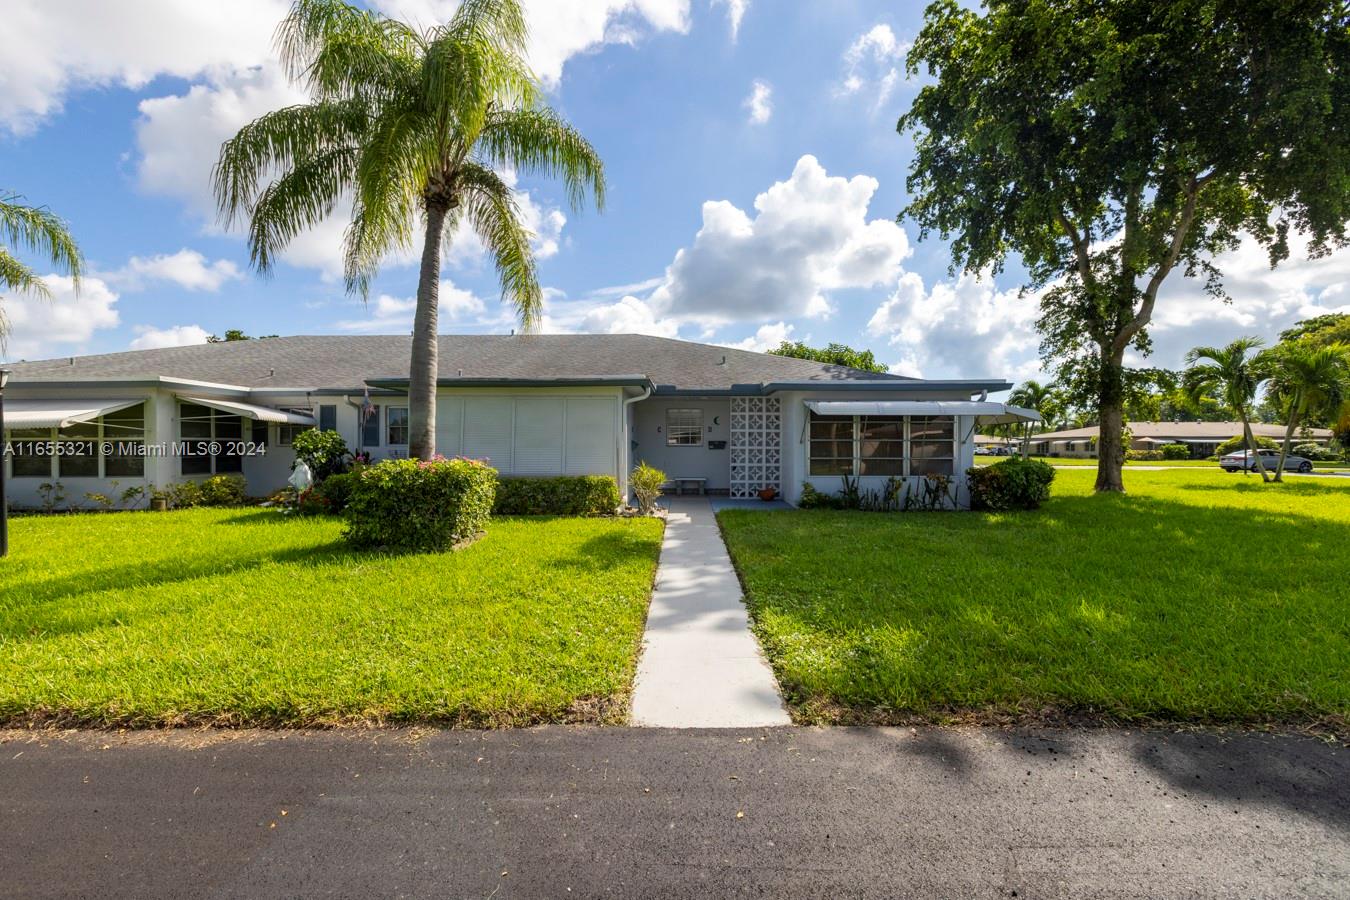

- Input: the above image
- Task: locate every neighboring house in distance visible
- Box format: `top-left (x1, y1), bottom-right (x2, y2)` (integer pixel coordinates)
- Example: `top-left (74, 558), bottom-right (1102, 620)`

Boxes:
top-left (2, 334), bottom-right (1034, 509)
top-left (1028, 421), bottom-right (1333, 459)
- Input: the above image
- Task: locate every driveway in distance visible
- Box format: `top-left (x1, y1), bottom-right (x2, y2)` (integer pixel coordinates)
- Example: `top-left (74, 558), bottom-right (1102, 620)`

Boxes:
top-left (3, 725), bottom-right (1345, 899)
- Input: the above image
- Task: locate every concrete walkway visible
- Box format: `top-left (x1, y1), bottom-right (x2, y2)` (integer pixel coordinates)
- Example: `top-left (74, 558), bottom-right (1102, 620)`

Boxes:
top-left (630, 497), bottom-right (791, 727)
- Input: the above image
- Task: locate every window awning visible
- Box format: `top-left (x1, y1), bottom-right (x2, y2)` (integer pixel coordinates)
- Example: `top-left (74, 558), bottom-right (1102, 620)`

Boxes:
top-left (178, 396), bottom-right (315, 425)
top-left (4, 398), bottom-right (143, 429)
top-left (804, 400), bottom-right (1040, 425)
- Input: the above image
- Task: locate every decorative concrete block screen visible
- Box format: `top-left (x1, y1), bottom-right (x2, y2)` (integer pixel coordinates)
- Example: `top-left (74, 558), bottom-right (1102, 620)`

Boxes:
top-left (730, 397), bottom-right (782, 498)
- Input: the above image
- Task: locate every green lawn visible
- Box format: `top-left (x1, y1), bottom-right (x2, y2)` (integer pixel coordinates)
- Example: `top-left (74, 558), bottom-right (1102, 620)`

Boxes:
top-left (975, 454), bottom-right (1350, 470)
top-left (0, 509), bottom-right (663, 727)
top-left (719, 469), bottom-right (1350, 729)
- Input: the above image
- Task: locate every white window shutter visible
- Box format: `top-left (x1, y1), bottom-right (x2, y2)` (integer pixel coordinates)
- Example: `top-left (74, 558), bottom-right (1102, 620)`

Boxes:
top-left (513, 398), bottom-right (564, 475)
top-left (435, 396), bottom-right (463, 458)
top-left (564, 398), bottom-right (615, 475)
top-left (463, 397), bottom-right (514, 472)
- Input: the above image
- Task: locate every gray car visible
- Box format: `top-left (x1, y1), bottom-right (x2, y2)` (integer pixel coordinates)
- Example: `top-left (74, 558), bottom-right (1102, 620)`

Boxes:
top-left (1219, 448), bottom-right (1313, 473)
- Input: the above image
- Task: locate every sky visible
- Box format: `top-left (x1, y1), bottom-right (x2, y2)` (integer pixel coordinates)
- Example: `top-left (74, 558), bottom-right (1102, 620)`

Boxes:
top-left (2, 0), bottom-right (1348, 385)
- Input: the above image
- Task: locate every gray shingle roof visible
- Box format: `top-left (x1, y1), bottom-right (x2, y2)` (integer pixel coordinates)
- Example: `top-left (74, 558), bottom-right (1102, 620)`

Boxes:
top-left (6, 334), bottom-right (924, 392)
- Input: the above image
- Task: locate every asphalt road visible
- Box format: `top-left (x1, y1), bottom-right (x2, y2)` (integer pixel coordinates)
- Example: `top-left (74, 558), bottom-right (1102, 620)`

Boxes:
top-left (2, 726), bottom-right (1346, 899)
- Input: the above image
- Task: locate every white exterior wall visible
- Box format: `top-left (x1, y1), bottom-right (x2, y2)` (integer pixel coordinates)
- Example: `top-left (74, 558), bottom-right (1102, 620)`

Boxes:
top-left (778, 389), bottom-right (979, 509)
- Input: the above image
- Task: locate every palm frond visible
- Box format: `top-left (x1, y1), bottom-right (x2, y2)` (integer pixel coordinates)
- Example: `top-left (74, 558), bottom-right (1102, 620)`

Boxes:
top-left (276, 0), bottom-right (419, 91)
top-left (0, 248), bottom-right (50, 300)
top-left (0, 194), bottom-right (83, 287)
top-left (246, 147), bottom-right (362, 274)
top-left (213, 100), bottom-right (369, 228)
top-left (478, 107), bottom-right (606, 211)
top-left (457, 162), bottom-right (541, 328)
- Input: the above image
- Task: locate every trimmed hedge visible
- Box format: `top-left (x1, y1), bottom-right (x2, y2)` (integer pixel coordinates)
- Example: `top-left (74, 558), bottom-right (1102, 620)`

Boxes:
top-left (492, 475), bottom-right (621, 516)
top-left (344, 458), bottom-right (498, 552)
top-left (314, 471), bottom-right (357, 513)
top-left (966, 457), bottom-right (1056, 511)
top-left (1159, 443), bottom-right (1190, 460)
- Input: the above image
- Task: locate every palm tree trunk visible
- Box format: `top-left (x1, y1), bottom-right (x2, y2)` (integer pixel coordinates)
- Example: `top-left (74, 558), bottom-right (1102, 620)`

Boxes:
top-left (1240, 410), bottom-right (1270, 482)
top-left (1273, 404), bottom-right (1300, 482)
top-left (408, 201), bottom-right (449, 461)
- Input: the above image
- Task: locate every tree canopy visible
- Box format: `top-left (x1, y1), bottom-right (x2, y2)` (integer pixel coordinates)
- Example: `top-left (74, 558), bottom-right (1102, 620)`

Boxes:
top-left (768, 341), bottom-right (888, 373)
top-left (899, 0), bottom-right (1350, 490)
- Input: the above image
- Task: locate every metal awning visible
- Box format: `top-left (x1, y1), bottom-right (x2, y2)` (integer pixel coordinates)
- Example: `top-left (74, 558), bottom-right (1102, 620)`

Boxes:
top-left (4, 398), bottom-right (144, 429)
top-left (804, 400), bottom-right (1040, 425)
top-left (178, 396), bottom-right (315, 425)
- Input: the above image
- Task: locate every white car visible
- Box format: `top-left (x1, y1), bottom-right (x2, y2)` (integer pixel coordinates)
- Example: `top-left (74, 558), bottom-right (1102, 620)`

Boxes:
top-left (1219, 448), bottom-right (1313, 474)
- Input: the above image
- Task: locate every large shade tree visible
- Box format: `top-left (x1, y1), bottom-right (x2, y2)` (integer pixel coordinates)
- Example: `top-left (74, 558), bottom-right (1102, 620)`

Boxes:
top-left (1, 191), bottom-right (82, 346)
top-left (215, 0), bottom-right (605, 459)
top-left (1182, 337), bottom-right (1270, 481)
top-left (898, 0), bottom-right (1350, 492)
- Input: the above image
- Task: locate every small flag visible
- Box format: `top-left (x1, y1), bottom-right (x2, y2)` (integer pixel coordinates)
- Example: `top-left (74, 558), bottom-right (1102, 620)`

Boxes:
top-left (361, 387), bottom-right (375, 423)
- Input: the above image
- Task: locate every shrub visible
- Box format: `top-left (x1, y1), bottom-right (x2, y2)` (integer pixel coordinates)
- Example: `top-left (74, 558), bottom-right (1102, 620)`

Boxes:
top-left (1159, 443), bottom-right (1190, 460)
top-left (199, 474), bottom-right (248, 507)
top-left (797, 482), bottom-right (838, 509)
top-left (493, 475), bottom-right (621, 516)
top-left (161, 481), bottom-right (203, 509)
top-left (630, 464), bottom-right (666, 515)
top-left (344, 457), bottom-right (498, 552)
top-left (291, 428), bottom-right (350, 481)
top-left (1292, 441), bottom-right (1340, 461)
top-left (1125, 449), bottom-right (1164, 461)
top-left (314, 471), bottom-right (357, 513)
top-left (1214, 434), bottom-right (1278, 456)
top-left (966, 457), bottom-right (1056, 511)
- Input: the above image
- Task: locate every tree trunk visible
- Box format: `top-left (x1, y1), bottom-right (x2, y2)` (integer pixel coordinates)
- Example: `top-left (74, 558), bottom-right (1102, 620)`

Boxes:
top-left (1240, 412), bottom-right (1270, 482)
top-left (1273, 405), bottom-right (1300, 482)
top-left (408, 201), bottom-right (449, 461)
top-left (1094, 351), bottom-right (1127, 492)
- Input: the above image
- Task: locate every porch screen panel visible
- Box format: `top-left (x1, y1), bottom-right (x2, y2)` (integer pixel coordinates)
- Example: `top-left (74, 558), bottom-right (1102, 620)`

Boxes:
top-left (57, 419), bottom-right (99, 478)
top-left (179, 403), bottom-right (214, 475)
top-left (103, 403), bottom-right (146, 477)
top-left (859, 416), bottom-right (904, 475)
top-left (808, 414), bottom-right (853, 475)
top-left (462, 398), bottom-right (514, 472)
top-left (564, 398), bottom-right (615, 475)
top-left (909, 416), bottom-right (955, 476)
top-left (513, 398), bottom-right (564, 475)
top-left (730, 397), bottom-right (781, 498)
top-left (10, 427), bottom-right (53, 478)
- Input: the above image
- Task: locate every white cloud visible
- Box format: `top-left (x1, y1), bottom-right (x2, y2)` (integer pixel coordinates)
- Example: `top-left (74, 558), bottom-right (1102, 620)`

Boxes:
top-left (129, 324), bottom-right (212, 350)
top-left (867, 271), bottom-right (1041, 381)
top-left (646, 154), bottom-right (910, 325)
top-left (2, 275), bottom-right (120, 361)
top-left (0, 0), bottom-right (288, 135)
top-left (723, 321), bottom-right (793, 352)
top-left (839, 24), bottom-right (910, 112)
top-left (712, 0), bottom-right (749, 40)
top-left (333, 280), bottom-right (487, 332)
top-left (743, 79), bottom-right (772, 125)
top-left (575, 295), bottom-right (682, 337)
top-left (104, 249), bottom-right (242, 293)
top-left (372, 0), bottom-right (690, 86)
top-left (865, 232), bottom-right (1350, 382)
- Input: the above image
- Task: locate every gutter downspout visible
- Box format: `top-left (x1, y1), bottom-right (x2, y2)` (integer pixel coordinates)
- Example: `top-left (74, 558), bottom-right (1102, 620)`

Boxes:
top-left (620, 385), bottom-right (653, 504)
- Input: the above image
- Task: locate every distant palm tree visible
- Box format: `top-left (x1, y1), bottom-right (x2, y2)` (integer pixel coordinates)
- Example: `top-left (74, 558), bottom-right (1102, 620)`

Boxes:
top-left (1260, 343), bottom-right (1350, 481)
top-left (0, 190), bottom-right (82, 346)
top-left (1008, 380), bottom-right (1056, 455)
top-left (1183, 337), bottom-right (1270, 482)
top-left (214, 0), bottom-right (605, 459)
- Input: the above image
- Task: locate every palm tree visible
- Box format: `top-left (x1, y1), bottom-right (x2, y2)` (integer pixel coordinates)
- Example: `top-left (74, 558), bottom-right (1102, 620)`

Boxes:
top-left (1, 191), bottom-right (83, 345)
top-left (1260, 343), bottom-right (1350, 481)
top-left (1182, 337), bottom-right (1270, 482)
top-left (1008, 380), bottom-right (1056, 455)
top-left (214, 0), bottom-right (604, 459)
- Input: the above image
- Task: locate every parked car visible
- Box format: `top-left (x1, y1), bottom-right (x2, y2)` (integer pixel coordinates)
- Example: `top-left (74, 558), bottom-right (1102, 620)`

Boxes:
top-left (984, 445), bottom-right (1013, 456)
top-left (1219, 448), bottom-right (1313, 473)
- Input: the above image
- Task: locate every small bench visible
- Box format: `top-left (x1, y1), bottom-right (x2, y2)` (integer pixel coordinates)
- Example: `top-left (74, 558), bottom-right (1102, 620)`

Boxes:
top-left (669, 477), bottom-right (707, 496)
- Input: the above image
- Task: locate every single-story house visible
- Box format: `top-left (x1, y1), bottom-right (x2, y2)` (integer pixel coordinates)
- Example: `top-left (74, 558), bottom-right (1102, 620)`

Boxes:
top-left (1, 334), bottom-right (1034, 509)
top-left (1027, 420), bottom-right (1333, 459)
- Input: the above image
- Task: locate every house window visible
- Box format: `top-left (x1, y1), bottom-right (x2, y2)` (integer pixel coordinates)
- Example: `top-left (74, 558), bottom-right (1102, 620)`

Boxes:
top-left (178, 403), bottom-right (243, 475)
top-left (808, 415), bottom-right (854, 475)
top-left (318, 404), bottom-right (337, 432)
top-left (666, 408), bottom-right (703, 446)
top-left (361, 406), bottom-right (381, 448)
top-left (9, 403), bottom-right (147, 479)
top-left (387, 407), bottom-right (409, 445)
top-left (807, 412), bottom-right (955, 478)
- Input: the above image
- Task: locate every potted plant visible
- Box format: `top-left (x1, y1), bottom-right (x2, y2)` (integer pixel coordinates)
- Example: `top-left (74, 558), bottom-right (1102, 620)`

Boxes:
top-left (758, 486), bottom-right (778, 502)
top-left (149, 489), bottom-right (169, 512)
